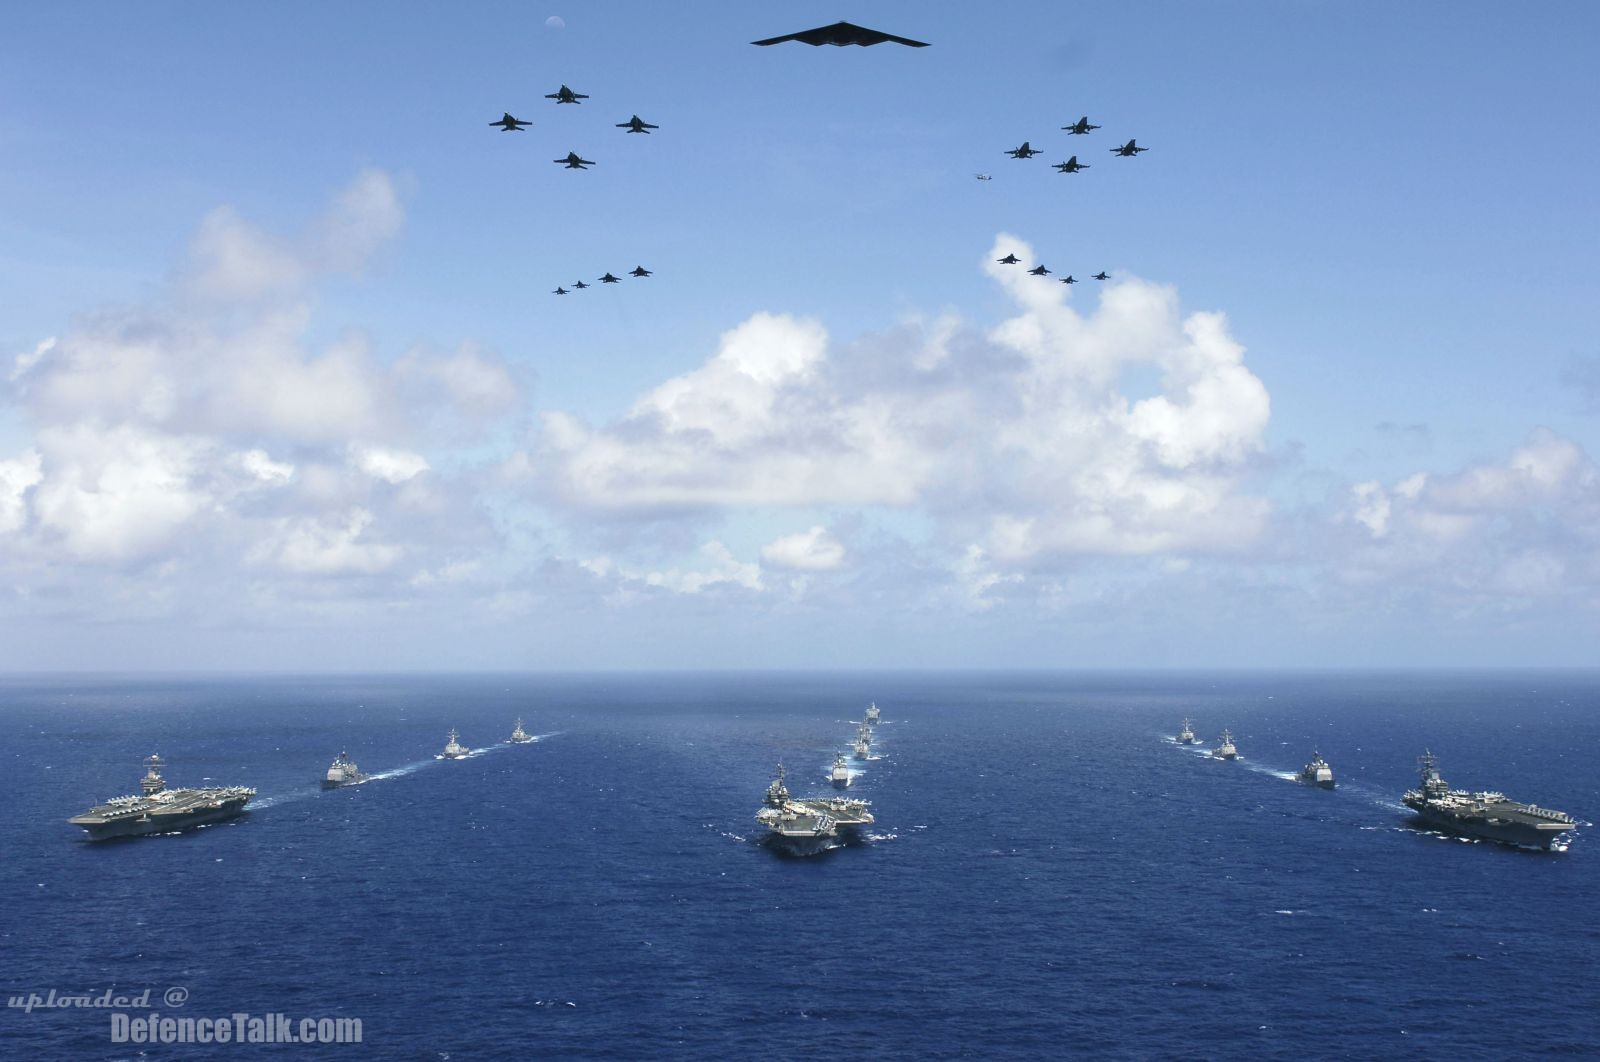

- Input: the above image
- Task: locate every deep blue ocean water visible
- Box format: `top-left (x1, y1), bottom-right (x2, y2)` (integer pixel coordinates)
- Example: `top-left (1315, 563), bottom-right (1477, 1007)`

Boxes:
top-left (2, 671), bottom-right (1598, 1060)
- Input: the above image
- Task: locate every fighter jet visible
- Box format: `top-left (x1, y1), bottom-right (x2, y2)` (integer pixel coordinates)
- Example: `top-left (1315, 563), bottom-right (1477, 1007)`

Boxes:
top-left (616, 115), bottom-right (659, 134)
top-left (1059, 275), bottom-right (1077, 285)
top-left (545, 84), bottom-right (588, 104)
top-left (573, 281), bottom-right (590, 290)
top-left (1062, 116), bottom-right (1100, 135)
top-left (1053, 156), bottom-right (1089, 174)
top-left (599, 273), bottom-right (621, 284)
top-left (1028, 264), bottom-right (1052, 276)
top-left (553, 152), bottom-right (596, 169)
top-left (1006, 142), bottom-right (1043, 159)
top-left (629, 266), bottom-right (652, 278)
top-left (1093, 271), bottom-right (1110, 280)
top-left (553, 287), bottom-right (569, 295)
top-left (996, 253), bottom-right (1021, 265)
top-left (1110, 139), bottom-right (1149, 156)
top-left (752, 20), bottom-right (929, 47)
top-left (975, 173), bottom-right (992, 181)
top-left (490, 112), bottom-right (531, 132)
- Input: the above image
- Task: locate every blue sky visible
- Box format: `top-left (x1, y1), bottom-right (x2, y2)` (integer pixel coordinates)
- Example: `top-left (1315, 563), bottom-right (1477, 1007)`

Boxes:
top-left (1, 3), bottom-right (1598, 668)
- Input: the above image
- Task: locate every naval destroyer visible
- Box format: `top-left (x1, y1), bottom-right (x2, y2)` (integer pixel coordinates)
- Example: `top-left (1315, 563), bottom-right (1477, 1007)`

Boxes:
top-left (322, 751), bottom-right (369, 788)
top-left (852, 723), bottom-right (872, 761)
top-left (69, 755), bottom-right (255, 841)
top-left (1176, 718), bottom-right (1196, 744)
top-left (440, 729), bottom-right (469, 759)
top-left (510, 719), bottom-right (534, 744)
top-left (755, 764), bottom-right (874, 856)
top-left (1211, 730), bottom-right (1238, 760)
top-left (1403, 750), bottom-right (1577, 851)
top-left (1297, 751), bottom-right (1335, 789)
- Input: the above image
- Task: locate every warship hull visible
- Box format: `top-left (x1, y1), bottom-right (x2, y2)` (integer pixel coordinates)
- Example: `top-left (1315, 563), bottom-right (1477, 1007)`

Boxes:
top-left (70, 793), bottom-right (254, 841)
top-left (321, 774), bottom-right (368, 789)
top-left (1405, 801), bottom-right (1574, 851)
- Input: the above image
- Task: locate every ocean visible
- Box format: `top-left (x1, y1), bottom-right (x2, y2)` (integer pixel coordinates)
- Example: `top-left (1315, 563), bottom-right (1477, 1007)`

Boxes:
top-left (2, 671), bottom-right (1597, 1059)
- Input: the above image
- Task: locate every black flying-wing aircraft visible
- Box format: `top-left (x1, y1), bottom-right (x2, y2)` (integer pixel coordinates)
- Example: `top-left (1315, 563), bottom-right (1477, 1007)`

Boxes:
top-left (1111, 139), bottom-right (1148, 156)
top-left (1006, 142), bottom-right (1042, 159)
top-left (752, 21), bottom-right (929, 47)
top-left (490, 112), bottom-right (531, 132)
top-left (997, 253), bottom-right (1021, 265)
top-left (1028, 264), bottom-right (1052, 276)
top-left (616, 115), bottom-right (659, 134)
top-left (1062, 116), bottom-right (1100, 135)
top-left (554, 152), bottom-right (595, 169)
top-left (1093, 272), bottom-right (1110, 280)
top-left (599, 273), bottom-right (622, 284)
top-left (629, 266), bottom-right (652, 278)
top-left (545, 84), bottom-right (588, 104)
top-left (1054, 156), bottom-right (1089, 173)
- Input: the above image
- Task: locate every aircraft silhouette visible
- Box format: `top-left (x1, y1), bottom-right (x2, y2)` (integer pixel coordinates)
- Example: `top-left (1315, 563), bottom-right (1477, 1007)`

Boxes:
top-left (1110, 139), bottom-right (1148, 156)
top-left (1006, 142), bottom-right (1042, 159)
top-left (975, 173), bottom-right (992, 181)
top-left (1060, 276), bottom-right (1077, 284)
top-left (545, 85), bottom-right (588, 104)
top-left (573, 281), bottom-right (590, 290)
top-left (554, 152), bottom-right (595, 169)
top-left (490, 112), bottom-right (531, 132)
top-left (629, 266), bottom-right (652, 278)
top-left (553, 287), bottom-right (568, 295)
top-left (1093, 271), bottom-right (1110, 280)
top-left (1062, 116), bottom-right (1101, 135)
top-left (616, 115), bottom-right (659, 134)
top-left (997, 253), bottom-right (1021, 265)
top-left (1028, 264), bottom-right (1052, 276)
top-left (1053, 156), bottom-right (1089, 174)
top-left (599, 273), bottom-right (622, 284)
top-left (752, 20), bottom-right (929, 47)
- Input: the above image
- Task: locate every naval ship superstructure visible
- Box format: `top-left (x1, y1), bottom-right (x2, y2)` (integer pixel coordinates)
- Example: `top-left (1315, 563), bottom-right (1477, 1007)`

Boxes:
top-left (1297, 752), bottom-right (1335, 789)
top-left (865, 702), bottom-right (881, 725)
top-left (510, 719), bottom-right (534, 744)
top-left (853, 723), bottom-right (873, 761)
top-left (1403, 750), bottom-right (1576, 851)
top-left (322, 751), bottom-right (369, 788)
top-left (830, 753), bottom-right (851, 788)
top-left (441, 729), bottom-right (469, 759)
top-left (1177, 718), bottom-right (1196, 744)
top-left (755, 764), bottom-right (874, 856)
top-left (69, 755), bottom-right (255, 841)
top-left (1211, 730), bottom-right (1238, 760)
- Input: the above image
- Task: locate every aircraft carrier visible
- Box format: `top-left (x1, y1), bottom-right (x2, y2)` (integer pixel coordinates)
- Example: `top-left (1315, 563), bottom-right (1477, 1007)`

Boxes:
top-left (1403, 750), bottom-right (1577, 851)
top-left (755, 764), bottom-right (873, 856)
top-left (69, 755), bottom-right (255, 841)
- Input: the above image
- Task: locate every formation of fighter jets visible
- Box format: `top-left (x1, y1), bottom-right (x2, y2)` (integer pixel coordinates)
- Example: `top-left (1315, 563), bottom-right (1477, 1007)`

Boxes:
top-left (997, 254), bottom-right (1112, 284)
top-left (553, 267), bottom-right (653, 295)
top-left (489, 84), bottom-right (662, 176)
top-left (996, 116), bottom-right (1150, 179)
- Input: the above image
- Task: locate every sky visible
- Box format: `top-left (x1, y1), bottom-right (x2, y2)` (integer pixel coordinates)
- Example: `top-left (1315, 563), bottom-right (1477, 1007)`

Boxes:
top-left (1, 2), bottom-right (1598, 669)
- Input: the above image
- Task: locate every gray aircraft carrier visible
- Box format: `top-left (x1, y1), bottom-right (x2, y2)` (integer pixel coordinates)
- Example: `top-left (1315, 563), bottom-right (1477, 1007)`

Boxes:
top-left (69, 755), bottom-right (255, 841)
top-left (755, 764), bottom-right (874, 856)
top-left (1403, 750), bottom-right (1577, 851)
